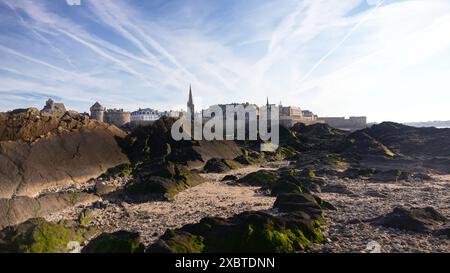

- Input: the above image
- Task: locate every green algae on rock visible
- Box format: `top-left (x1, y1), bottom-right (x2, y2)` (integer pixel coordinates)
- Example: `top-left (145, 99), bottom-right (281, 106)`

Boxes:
top-left (148, 211), bottom-right (325, 253)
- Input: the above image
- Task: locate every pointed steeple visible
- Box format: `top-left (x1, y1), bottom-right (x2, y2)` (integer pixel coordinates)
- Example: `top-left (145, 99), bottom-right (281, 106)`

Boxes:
top-left (266, 97), bottom-right (269, 106)
top-left (188, 84), bottom-right (193, 105)
top-left (187, 84), bottom-right (194, 114)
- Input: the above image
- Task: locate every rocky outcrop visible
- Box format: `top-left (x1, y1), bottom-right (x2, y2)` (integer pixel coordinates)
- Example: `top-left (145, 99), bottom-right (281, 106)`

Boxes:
top-left (82, 231), bottom-right (145, 253)
top-left (0, 192), bottom-right (99, 229)
top-left (0, 218), bottom-right (100, 253)
top-left (360, 122), bottom-right (450, 157)
top-left (123, 117), bottom-right (242, 169)
top-left (148, 211), bottom-right (325, 253)
top-left (372, 207), bottom-right (448, 233)
top-left (0, 108), bottom-right (129, 199)
top-left (237, 168), bottom-right (324, 195)
top-left (203, 158), bottom-right (242, 173)
top-left (124, 162), bottom-right (205, 201)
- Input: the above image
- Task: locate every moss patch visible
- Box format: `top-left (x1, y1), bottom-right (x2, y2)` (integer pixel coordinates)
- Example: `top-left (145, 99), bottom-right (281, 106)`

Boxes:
top-left (149, 211), bottom-right (325, 253)
top-left (0, 218), bottom-right (90, 253)
top-left (82, 231), bottom-right (144, 253)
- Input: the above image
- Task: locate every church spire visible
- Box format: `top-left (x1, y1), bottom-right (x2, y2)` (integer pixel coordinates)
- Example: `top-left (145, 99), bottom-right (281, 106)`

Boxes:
top-left (266, 96), bottom-right (269, 106)
top-left (187, 84), bottom-right (194, 114)
top-left (188, 84), bottom-right (193, 105)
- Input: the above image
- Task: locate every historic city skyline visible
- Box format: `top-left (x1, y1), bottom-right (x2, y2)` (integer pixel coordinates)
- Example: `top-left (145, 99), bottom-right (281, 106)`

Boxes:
top-left (1, 0), bottom-right (450, 123)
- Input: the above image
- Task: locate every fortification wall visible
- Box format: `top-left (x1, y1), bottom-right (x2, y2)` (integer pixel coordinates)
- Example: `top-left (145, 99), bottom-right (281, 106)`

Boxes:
top-left (318, 116), bottom-right (367, 130)
top-left (104, 111), bottom-right (131, 127)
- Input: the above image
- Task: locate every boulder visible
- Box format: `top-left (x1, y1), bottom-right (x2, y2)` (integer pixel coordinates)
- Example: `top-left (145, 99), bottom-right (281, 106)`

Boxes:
top-left (221, 175), bottom-right (238, 181)
top-left (82, 231), bottom-right (144, 253)
top-left (372, 207), bottom-right (448, 233)
top-left (0, 218), bottom-right (99, 253)
top-left (273, 193), bottom-right (323, 216)
top-left (0, 109), bottom-right (129, 199)
top-left (203, 158), bottom-right (242, 173)
top-left (236, 170), bottom-right (279, 187)
top-left (148, 211), bottom-right (325, 253)
top-left (124, 162), bottom-right (205, 201)
top-left (322, 184), bottom-right (354, 195)
top-left (0, 192), bottom-right (99, 229)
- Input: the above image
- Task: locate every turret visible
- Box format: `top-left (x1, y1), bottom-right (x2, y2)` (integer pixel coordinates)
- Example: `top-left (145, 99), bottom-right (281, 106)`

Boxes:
top-left (90, 102), bottom-right (105, 122)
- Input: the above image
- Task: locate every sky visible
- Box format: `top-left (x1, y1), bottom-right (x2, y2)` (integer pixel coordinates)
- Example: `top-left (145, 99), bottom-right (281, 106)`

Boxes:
top-left (0, 0), bottom-right (450, 123)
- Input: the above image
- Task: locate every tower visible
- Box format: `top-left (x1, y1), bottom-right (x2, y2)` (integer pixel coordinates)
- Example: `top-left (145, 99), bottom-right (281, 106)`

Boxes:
top-left (186, 85), bottom-right (195, 138)
top-left (90, 102), bottom-right (105, 122)
top-left (187, 84), bottom-right (194, 114)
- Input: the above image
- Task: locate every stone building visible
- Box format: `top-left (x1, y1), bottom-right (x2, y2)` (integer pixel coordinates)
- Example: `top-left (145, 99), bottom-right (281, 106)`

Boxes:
top-left (41, 99), bottom-right (66, 116)
top-left (104, 109), bottom-right (131, 127)
top-left (278, 103), bottom-right (322, 128)
top-left (89, 102), bottom-right (131, 127)
top-left (90, 102), bottom-right (105, 122)
top-left (317, 116), bottom-right (367, 131)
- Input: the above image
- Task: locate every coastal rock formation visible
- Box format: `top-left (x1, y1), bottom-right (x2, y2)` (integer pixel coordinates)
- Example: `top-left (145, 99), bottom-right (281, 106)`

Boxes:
top-left (0, 192), bottom-right (99, 229)
top-left (148, 211), bottom-right (325, 253)
top-left (203, 158), bottom-right (242, 173)
top-left (0, 218), bottom-right (100, 253)
top-left (124, 117), bottom-right (242, 169)
top-left (372, 207), bottom-right (448, 233)
top-left (124, 162), bottom-right (205, 201)
top-left (82, 231), bottom-right (145, 253)
top-left (0, 108), bottom-right (129, 199)
top-left (237, 168), bottom-right (324, 195)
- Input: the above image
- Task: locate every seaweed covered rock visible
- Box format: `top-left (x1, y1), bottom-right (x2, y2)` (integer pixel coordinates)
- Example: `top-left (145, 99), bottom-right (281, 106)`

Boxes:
top-left (148, 211), bottom-right (325, 253)
top-left (236, 170), bottom-right (279, 187)
top-left (0, 218), bottom-right (99, 253)
top-left (123, 117), bottom-right (241, 168)
top-left (82, 231), bottom-right (144, 253)
top-left (221, 175), bottom-right (238, 181)
top-left (237, 168), bottom-right (324, 196)
top-left (369, 170), bottom-right (433, 183)
top-left (321, 183), bottom-right (354, 195)
top-left (124, 161), bottom-right (205, 201)
top-left (234, 150), bottom-right (266, 165)
top-left (341, 168), bottom-right (433, 183)
top-left (287, 123), bottom-right (347, 152)
top-left (372, 207), bottom-right (448, 233)
top-left (273, 193), bottom-right (330, 217)
top-left (203, 158), bottom-right (242, 173)
top-left (336, 131), bottom-right (397, 158)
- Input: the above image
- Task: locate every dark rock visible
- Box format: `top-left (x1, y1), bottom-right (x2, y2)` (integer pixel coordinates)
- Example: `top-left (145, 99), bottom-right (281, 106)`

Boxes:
top-left (342, 168), bottom-right (378, 179)
top-left (273, 193), bottom-right (323, 216)
top-left (221, 175), bottom-right (238, 181)
top-left (95, 181), bottom-right (118, 196)
top-left (0, 192), bottom-right (99, 229)
top-left (203, 158), bottom-right (242, 173)
top-left (322, 184), bottom-right (354, 195)
top-left (372, 207), bottom-right (448, 233)
top-left (370, 170), bottom-right (433, 183)
top-left (124, 162), bottom-right (205, 201)
top-left (0, 109), bottom-right (129, 199)
top-left (0, 218), bottom-right (99, 253)
top-left (124, 117), bottom-right (242, 169)
top-left (82, 231), bottom-right (144, 253)
top-left (148, 211), bottom-right (325, 253)
top-left (364, 190), bottom-right (388, 198)
top-left (236, 170), bottom-right (279, 187)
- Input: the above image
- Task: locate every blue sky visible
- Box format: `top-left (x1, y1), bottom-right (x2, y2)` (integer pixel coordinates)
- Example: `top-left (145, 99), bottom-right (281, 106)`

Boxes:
top-left (1, 0), bottom-right (450, 122)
